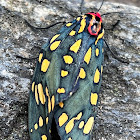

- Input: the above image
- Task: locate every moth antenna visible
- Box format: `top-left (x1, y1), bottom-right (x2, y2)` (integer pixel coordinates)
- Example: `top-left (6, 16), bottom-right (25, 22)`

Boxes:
top-left (25, 19), bottom-right (66, 30)
top-left (105, 20), bottom-right (120, 31)
top-left (101, 11), bottom-right (139, 16)
top-left (97, 0), bottom-right (104, 12)
top-left (80, 0), bottom-right (84, 15)
top-left (15, 55), bottom-right (38, 60)
top-left (104, 39), bottom-right (129, 64)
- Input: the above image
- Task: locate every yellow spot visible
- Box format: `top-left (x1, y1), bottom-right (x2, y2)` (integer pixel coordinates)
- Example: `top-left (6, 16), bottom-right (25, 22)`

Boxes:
top-left (83, 117), bottom-right (94, 134)
top-left (38, 84), bottom-right (46, 104)
top-left (66, 23), bottom-right (72, 27)
top-left (76, 112), bottom-right (82, 120)
top-left (79, 68), bottom-right (86, 79)
top-left (34, 123), bottom-right (38, 130)
top-left (61, 70), bottom-right (68, 77)
top-left (84, 47), bottom-right (92, 64)
top-left (102, 48), bottom-right (104, 53)
top-left (46, 87), bottom-right (49, 97)
top-left (63, 55), bottom-right (73, 64)
top-left (49, 129), bottom-right (51, 133)
top-left (96, 48), bottom-right (99, 56)
top-left (51, 95), bottom-right (55, 111)
top-left (32, 82), bottom-right (35, 92)
top-left (30, 129), bottom-right (33, 133)
top-left (95, 29), bottom-right (104, 45)
top-left (59, 113), bottom-right (68, 127)
top-left (101, 65), bottom-right (103, 74)
top-left (45, 87), bottom-right (51, 113)
top-left (50, 41), bottom-right (61, 51)
top-left (94, 69), bottom-right (100, 83)
top-left (59, 102), bottom-right (64, 108)
top-left (69, 30), bottom-right (76, 36)
top-left (65, 118), bottom-right (75, 134)
top-left (46, 117), bottom-right (48, 124)
top-left (91, 93), bottom-right (98, 105)
top-left (41, 135), bottom-right (47, 140)
top-left (39, 53), bottom-right (43, 63)
top-left (35, 85), bottom-right (39, 105)
top-left (68, 137), bottom-right (72, 140)
top-left (39, 116), bottom-right (43, 127)
top-left (78, 18), bottom-right (86, 33)
top-left (50, 34), bottom-right (60, 43)
top-left (41, 59), bottom-right (50, 72)
top-left (70, 39), bottom-right (82, 53)
top-left (79, 121), bottom-right (84, 129)
top-left (65, 112), bottom-right (82, 134)
top-left (48, 97), bottom-right (51, 113)
top-left (57, 88), bottom-right (65, 94)
top-left (77, 17), bottom-right (80, 21)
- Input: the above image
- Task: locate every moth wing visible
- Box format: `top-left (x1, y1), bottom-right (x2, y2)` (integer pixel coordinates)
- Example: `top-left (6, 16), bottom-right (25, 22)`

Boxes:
top-left (54, 39), bottom-right (104, 140)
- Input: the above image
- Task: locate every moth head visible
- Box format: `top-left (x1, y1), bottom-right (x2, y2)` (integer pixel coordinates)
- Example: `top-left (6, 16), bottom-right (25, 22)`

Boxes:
top-left (86, 12), bottom-right (103, 36)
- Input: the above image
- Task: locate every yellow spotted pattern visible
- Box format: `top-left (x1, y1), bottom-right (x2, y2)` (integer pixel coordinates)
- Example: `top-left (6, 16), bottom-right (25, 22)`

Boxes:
top-left (90, 93), bottom-right (98, 105)
top-left (70, 39), bottom-right (82, 53)
top-left (95, 48), bottom-right (99, 56)
top-left (102, 48), bottom-right (104, 53)
top-left (41, 59), bottom-right (50, 72)
top-left (51, 95), bottom-right (55, 111)
top-left (50, 34), bottom-right (60, 43)
top-left (78, 17), bottom-right (86, 33)
top-left (34, 123), bottom-right (38, 130)
top-left (76, 17), bottom-right (81, 21)
top-left (46, 117), bottom-right (48, 124)
top-left (84, 47), bottom-right (92, 64)
top-left (69, 30), bottom-right (76, 36)
top-left (59, 102), bottom-right (64, 108)
top-left (63, 55), bottom-right (73, 64)
top-left (79, 121), bottom-right (84, 129)
top-left (57, 88), bottom-right (65, 94)
top-left (83, 117), bottom-right (94, 134)
top-left (61, 70), bottom-right (68, 77)
top-left (30, 129), bottom-right (33, 133)
top-left (32, 82), bottom-right (35, 92)
top-left (39, 53), bottom-right (43, 63)
top-left (38, 83), bottom-right (46, 104)
top-left (65, 112), bottom-right (82, 134)
top-left (35, 85), bottom-right (39, 105)
top-left (41, 135), bottom-right (47, 140)
top-left (46, 87), bottom-right (51, 113)
top-left (68, 137), bottom-right (72, 140)
top-left (48, 97), bottom-right (51, 113)
top-left (95, 29), bottom-right (104, 45)
top-left (79, 68), bottom-right (86, 79)
top-left (66, 23), bottom-right (72, 27)
top-left (101, 65), bottom-right (103, 74)
top-left (94, 69), bottom-right (100, 83)
top-left (50, 41), bottom-right (61, 51)
top-left (45, 86), bottom-right (49, 97)
top-left (39, 116), bottom-right (43, 127)
top-left (59, 113), bottom-right (68, 127)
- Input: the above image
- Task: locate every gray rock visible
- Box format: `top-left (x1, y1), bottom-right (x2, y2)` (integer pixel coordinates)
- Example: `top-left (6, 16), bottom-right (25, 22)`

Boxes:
top-left (0, 0), bottom-right (140, 140)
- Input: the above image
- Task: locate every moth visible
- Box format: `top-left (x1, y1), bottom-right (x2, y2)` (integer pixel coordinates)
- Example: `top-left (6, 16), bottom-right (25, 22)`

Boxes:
top-left (28, 2), bottom-right (105, 139)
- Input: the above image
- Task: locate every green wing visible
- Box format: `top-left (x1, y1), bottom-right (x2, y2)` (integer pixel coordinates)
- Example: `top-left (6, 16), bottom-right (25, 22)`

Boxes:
top-left (29, 14), bottom-right (104, 140)
top-left (54, 37), bottom-right (104, 140)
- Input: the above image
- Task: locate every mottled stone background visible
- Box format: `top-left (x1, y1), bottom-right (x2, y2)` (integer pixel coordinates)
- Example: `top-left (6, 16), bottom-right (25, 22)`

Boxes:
top-left (0, 0), bottom-right (140, 140)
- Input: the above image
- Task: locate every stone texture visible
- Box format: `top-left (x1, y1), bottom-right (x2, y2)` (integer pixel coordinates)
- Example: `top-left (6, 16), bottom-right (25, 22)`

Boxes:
top-left (0, 0), bottom-right (140, 140)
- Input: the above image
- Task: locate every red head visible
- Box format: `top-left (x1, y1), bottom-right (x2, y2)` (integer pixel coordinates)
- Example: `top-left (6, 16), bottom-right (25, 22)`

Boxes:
top-left (86, 12), bottom-right (103, 36)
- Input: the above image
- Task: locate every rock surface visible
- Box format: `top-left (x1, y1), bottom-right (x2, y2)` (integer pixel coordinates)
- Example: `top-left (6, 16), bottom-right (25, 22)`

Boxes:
top-left (0, 0), bottom-right (140, 140)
